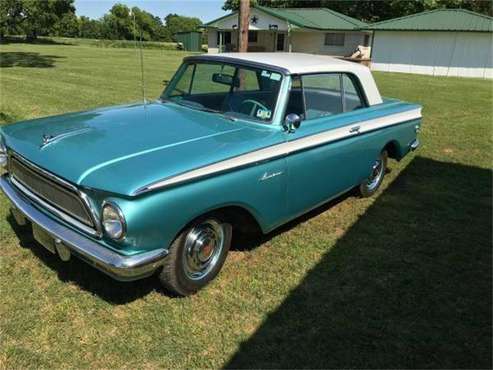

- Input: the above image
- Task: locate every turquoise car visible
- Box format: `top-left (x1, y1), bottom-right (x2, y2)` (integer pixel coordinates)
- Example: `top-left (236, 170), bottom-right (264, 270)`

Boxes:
top-left (0, 53), bottom-right (421, 296)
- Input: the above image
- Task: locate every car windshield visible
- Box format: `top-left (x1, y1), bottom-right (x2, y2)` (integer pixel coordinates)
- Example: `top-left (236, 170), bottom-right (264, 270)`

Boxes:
top-left (161, 61), bottom-right (284, 123)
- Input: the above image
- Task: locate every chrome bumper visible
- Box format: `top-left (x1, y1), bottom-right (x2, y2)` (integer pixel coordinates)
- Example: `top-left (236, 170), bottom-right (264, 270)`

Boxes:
top-left (410, 138), bottom-right (420, 151)
top-left (0, 175), bottom-right (168, 281)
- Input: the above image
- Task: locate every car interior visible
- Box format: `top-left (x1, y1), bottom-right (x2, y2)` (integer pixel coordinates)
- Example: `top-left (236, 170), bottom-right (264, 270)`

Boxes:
top-left (165, 64), bottom-right (366, 123)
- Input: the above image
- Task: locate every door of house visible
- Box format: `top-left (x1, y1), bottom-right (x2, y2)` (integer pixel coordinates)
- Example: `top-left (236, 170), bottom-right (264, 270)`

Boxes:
top-left (276, 33), bottom-right (285, 51)
top-left (217, 31), bottom-right (232, 52)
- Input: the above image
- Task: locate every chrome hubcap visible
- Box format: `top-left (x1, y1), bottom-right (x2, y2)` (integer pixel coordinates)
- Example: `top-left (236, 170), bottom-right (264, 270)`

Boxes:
top-left (367, 158), bottom-right (384, 191)
top-left (183, 219), bottom-right (224, 280)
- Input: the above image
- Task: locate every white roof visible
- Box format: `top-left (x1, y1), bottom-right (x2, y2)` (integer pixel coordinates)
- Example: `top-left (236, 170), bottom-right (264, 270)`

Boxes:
top-left (215, 53), bottom-right (359, 73)
top-left (203, 53), bottom-right (383, 105)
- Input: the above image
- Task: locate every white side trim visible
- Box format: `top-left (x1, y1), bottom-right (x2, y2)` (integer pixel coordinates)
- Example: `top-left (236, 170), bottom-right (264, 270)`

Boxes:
top-left (133, 108), bottom-right (421, 195)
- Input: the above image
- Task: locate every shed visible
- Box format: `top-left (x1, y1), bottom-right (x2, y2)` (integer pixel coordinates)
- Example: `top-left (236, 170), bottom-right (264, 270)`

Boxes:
top-left (175, 31), bottom-right (202, 52)
top-left (367, 9), bottom-right (493, 78)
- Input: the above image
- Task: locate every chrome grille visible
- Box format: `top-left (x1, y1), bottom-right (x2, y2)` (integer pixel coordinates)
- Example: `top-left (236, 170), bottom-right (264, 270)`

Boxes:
top-left (9, 155), bottom-right (95, 228)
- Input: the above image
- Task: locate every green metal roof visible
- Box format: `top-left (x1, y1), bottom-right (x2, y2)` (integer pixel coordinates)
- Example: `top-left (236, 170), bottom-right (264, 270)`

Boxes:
top-left (204, 5), bottom-right (367, 30)
top-left (367, 9), bottom-right (493, 32)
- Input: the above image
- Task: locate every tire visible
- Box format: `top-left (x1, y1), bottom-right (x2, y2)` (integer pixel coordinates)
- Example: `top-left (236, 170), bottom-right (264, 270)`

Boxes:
top-left (158, 215), bottom-right (232, 296)
top-left (359, 150), bottom-right (388, 198)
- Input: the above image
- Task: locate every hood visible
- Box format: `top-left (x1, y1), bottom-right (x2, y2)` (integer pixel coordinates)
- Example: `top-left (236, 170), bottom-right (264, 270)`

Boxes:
top-left (2, 102), bottom-right (282, 196)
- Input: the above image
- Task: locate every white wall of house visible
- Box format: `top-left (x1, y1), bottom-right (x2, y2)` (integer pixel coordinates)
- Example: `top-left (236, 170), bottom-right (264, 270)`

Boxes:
top-left (207, 28), bottom-right (369, 55)
top-left (371, 31), bottom-right (493, 78)
top-left (290, 31), bottom-right (369, 56)
top-left (212, 8), bottom-right (289, 31)
top-left (208, 29), bottom-right (219, 53)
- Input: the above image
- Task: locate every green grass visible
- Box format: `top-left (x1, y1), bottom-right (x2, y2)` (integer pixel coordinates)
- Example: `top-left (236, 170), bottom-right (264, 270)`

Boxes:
top-left (0, 41), bottom-right (492, 369)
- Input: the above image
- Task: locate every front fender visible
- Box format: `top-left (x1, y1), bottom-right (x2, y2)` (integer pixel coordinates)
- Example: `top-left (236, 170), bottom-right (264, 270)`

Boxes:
top-left (109, 156), bottom-right (287, 254)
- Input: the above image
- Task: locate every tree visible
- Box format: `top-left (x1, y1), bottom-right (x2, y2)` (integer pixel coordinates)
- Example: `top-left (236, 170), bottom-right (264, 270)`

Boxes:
top-left (222, 0), bottom-right (492, 20)
top-left (100, 3), bottom-right (133, 40)
top-left (51, 12), bottom-right (79, 37)
top-left (131, 7), bottom-right (166, 41)
top-left (6, 0), bottom-right (76, 40)
top-left (78, 16), bottom-right (103, 39)
top-left (163, 14), bottom-right (202, 41)
top-left (0, 0), bottom-right (21, 40)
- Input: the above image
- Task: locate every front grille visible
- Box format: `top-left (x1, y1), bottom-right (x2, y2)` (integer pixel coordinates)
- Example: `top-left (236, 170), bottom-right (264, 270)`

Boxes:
top-left (9, 155), bottom-right (95, 228)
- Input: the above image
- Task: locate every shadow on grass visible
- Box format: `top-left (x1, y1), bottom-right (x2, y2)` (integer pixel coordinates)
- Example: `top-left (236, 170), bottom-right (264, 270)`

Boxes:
top-left (226, 156), bottom-right (492, 369)
top-left (0, 112), bottom-right (21, 124)
top-left (0, 52), bottom-right (65, 68)
top-left (5, 155), bottom-right (493, 367)
top-left (7, 215), bottom-right (163, 305)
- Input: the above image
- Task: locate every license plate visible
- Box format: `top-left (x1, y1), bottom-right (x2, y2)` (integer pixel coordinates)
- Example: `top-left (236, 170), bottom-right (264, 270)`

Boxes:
top-left (11, 207), bottom-right (27, 226)
top-left (32, 224), bottom-right (56, 254)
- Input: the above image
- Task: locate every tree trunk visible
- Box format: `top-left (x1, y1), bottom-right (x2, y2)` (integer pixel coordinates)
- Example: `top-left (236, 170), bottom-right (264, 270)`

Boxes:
top-left (238, 0), bottom-right (249, 52)
top-left (26, 29), bottom-right (37, 42)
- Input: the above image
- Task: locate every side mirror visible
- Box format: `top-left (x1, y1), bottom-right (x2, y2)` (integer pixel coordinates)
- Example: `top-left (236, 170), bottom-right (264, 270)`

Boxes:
top-left (284, 113), bottom-right (301, 132)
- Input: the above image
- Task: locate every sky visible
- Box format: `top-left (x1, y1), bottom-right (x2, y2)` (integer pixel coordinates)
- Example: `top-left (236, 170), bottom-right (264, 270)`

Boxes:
top-left (74, 0), bottom-right (229, 23)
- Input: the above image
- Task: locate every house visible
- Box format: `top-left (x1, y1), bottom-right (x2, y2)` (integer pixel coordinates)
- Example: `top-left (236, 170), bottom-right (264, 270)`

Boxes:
top-left (203, 5), bottom-right (372, 58)
top-left (367, 9), bottom-right (493, 78)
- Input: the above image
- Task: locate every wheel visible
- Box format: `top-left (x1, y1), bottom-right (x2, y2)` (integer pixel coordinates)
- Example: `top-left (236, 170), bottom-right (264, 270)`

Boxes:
top-left (359, 150), bottom-right (388, 197)
top-left (159, 215), bottom-right (232, 296)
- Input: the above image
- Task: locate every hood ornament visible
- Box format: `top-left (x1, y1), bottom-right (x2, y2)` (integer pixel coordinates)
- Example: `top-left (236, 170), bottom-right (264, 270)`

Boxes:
top-left (40, 127), bottom-right (92, 149)
top-left (41, 134), bottom-right (55, 147)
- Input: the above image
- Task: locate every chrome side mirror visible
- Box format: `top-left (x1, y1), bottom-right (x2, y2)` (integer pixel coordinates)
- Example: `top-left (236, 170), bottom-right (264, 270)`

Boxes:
top-left (284, 113), bottom-right (301, 132)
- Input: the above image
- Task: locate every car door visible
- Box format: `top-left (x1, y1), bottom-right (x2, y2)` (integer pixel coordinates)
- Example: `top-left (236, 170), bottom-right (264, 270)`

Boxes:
top-left (284, 72), bottom-right (372, 216)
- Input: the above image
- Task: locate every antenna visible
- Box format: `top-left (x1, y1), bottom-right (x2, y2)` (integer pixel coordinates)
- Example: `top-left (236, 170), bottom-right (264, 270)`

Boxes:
top-left (131, 10), bottom-right (147, 105)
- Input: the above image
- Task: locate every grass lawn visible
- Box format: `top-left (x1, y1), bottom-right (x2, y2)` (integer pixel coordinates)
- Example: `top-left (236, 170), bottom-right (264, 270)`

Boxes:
top-left (0, 41), bottom-right (491, 369)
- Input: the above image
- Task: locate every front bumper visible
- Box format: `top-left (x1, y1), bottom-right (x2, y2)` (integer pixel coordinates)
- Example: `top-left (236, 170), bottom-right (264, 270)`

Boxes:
top-left (0, 175), bottom-right (168, 281)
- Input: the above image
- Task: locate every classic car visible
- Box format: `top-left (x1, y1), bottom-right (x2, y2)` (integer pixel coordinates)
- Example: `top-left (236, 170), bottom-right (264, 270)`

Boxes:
top-left (0, 53), bottom-right (421, 296)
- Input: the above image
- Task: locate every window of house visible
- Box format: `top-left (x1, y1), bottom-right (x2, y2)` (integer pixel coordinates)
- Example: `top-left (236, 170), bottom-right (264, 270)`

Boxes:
top-left (248, 30), bottom-right (258, 43)
top-left (363, 34), bottom-right (371, 47)
top-left (324, 33), bottom-right (345, 46)
top-left (216, 31), bottom-right (232, 45)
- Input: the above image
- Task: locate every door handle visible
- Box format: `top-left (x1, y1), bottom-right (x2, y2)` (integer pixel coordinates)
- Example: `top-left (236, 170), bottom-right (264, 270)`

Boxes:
top-left (349, 126), bottom-right (360, 134)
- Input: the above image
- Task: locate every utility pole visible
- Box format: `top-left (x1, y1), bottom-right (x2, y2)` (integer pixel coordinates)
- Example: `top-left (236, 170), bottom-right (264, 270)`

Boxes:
top-left (238, 0), bottom-right (250, 52)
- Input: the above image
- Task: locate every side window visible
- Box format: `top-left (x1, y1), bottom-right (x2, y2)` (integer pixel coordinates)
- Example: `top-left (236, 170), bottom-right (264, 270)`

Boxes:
top-left (301, 73), bottom-right (343, 120)
top-left (285, 76), bottom-right (304, 118)
top-left (342, 74), bottom-right (365, 111)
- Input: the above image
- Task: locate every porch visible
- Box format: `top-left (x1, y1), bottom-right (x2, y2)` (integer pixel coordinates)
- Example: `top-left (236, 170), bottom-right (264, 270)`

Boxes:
top-left (208, 29), bottom-right (289, 53)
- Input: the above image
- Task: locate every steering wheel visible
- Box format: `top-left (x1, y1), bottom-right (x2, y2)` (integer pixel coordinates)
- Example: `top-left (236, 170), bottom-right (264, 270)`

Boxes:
top-left (239, 99), bottom-right (269, 118)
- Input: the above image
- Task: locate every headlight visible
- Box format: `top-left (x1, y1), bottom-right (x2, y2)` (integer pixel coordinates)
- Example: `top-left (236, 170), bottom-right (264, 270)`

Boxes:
top-left (102, 202), bottom-right (126, 240)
